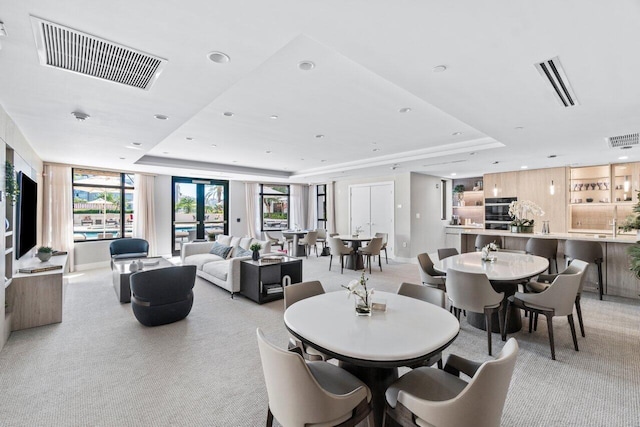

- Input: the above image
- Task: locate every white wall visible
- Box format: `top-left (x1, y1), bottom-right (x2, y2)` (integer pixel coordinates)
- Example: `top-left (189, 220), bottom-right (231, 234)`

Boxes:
top-left (410, 173), bottom-right (448, 257)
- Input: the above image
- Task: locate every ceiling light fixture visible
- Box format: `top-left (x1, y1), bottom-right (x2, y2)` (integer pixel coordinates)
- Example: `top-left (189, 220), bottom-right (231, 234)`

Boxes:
top-left (432, 65), bottom-right (447, 73)
top-left (298, 61), bottom-right (315, 71)
top-left (451, 173), bottom-right (456, 176)
top-left (223, 111), bottom-right (234, 117)
top-left (399, 107), bottom-right (412, 113)
top-left (372, 148), bottom-right (380, 152)
top-left (320, 160), bottom-right (326, 163)
top-left (548, 154), bottom-right (557, 158)
top-left (515, 126), bottom-right (524, 130)
top-left (270, 115), bottom-right (278, 119)
top-left (207, 51), bottom-right (230, 63)
top-left (265, 150), bottom-right (272, 154)
top-left (521, 165), bottom-right (528, 169)
top-left (550, 180), bottom-right (555, 195)
top-left (210, 144), bottom-right (217, 148)
top-left (315, 134), bottom-right (324, 139)
top-left (186, 137), bottom-right (194, 141)
top-left (132, 142), bottom-right (142, 146)
top-left (119, 157), bottom-right (126, 160)
top-left (619, 156), bottom-right (629, 160)
top-left (452, 132), bottom-right (462, 136)
top-left (154, 114), bottom-right (168, 120)
top-left (71, 111), bottom-right (90, 121)
top-left (125, 145), bottom-right (142, 150)
top-left (493, 184), bottom-right (498, 197)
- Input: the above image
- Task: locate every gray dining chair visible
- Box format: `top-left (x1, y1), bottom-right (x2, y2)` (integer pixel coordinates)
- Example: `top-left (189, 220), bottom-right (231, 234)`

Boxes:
top-left (298, 231), bottom-right (319, 258)
top-left (564, 240), bottom-right (604, 300)
top-left (475, 235), bottom-right (503, 251)
top-left (328, 237), bottom-right (354, 274)
top-left (284, 281), bottom-right (328, 361)
top-left (359, 237), bottom-right (384, 273)
top-left (437, 247), bottom-right (459, 260)
top-left (417, 253), bottom-right (446, 291)
top-left (375, 232), bottom-right (389, 263)
top-left (525, 237), bottom-right (558, 274)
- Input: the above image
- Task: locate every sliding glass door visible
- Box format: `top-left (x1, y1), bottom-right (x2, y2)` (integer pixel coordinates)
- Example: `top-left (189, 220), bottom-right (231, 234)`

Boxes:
top-left (172, 177), bottom-right (229, 255)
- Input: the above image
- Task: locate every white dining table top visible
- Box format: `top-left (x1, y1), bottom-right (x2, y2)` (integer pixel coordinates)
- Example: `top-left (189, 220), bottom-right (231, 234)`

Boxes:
top-left (335, 235), bottom-right (372, 242)
top-left (433, 251), bottom-right (549, 281)
top-left (284, 291), bottom-right (459, 364)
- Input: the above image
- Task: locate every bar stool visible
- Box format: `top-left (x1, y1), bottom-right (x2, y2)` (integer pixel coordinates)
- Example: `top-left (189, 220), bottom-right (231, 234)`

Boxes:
top-left (525, 238), bottom-right (558, 274)
top-left (565, 240), bottom-right (604, 300)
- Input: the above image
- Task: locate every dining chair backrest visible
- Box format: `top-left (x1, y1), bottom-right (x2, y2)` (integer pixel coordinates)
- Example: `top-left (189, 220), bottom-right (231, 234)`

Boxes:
top-left (328, 237), bottom-right (351, 255)
top-left (361, 237), bottom-right (383, 254)
top-left (397, 282), bottom-right (445, 308)
top-left (475, 235), bottom-right (503, 251)
top-left (301, 231), bottom-right (318, 245)
top-left (374, 232), bottom-right (388, 246)
top-left (437, 248), bottom-right (459, 260)
top-left (565, 240), bottom-right (603, 263)
top-left (527, 267), bottom-right (585, 316)
top-left (559, 259), bottom-right (589, 293)
top-left (316, 229), bottom-right (327, 240)
top-left (445, 269), bottom-right (503, 313)
top-left (256, 328), bottom-right (369, 427)
top-left (417, 253), bottom-right (442, 279)
top-left (284, 280), bottom-right (325, 309)
top-left (400, 338), bottom-right (519, 427)
top-left (525, 238), bottom-right (558, 259)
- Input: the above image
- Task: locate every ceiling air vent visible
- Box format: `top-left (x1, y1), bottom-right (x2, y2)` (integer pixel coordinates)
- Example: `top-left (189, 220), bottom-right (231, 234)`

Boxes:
top-left (30, 16), bottom-right (167, 90)
top-left (534, 56), bottom-right (579, 107)
top-left (606, 133), bottom-right (639, 148)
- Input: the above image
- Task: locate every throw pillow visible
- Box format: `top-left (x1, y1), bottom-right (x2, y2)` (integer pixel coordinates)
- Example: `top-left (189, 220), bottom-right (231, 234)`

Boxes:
top-left (209, 242), bottom-right (232, 259)
top-left (235, 247), bottom-right (252, 258)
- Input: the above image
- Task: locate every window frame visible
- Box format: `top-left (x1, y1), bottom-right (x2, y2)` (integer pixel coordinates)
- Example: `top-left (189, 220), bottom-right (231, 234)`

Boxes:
top-left (260, 184), bottom-right (290, 231)
top-left (316, 184), bottom-right (327, 229)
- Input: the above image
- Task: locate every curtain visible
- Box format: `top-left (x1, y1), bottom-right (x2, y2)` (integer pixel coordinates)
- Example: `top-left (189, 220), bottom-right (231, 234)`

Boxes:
top-left (307, 185), bottom-right (316, 230)
top-left (245, 183), bottom-right (260, 238)
top-left (290, 184), bottom-right (308, 230)
top-left (326, 181), bottom-right (336, 234)
top-left (133, 174), bottom-right (157, 256)
top-left (43, 164), bottom-right (75, 271)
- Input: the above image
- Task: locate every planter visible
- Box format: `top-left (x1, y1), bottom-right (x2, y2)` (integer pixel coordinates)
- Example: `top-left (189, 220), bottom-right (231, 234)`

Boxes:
top-left (252, 250), bottom-right (260, 261)
top-left (36, 251), bottom-right (52, 262)
top-left (511, 225), bottom-right (534, 233)
top-left (355, 301), bottom-right (372, 316)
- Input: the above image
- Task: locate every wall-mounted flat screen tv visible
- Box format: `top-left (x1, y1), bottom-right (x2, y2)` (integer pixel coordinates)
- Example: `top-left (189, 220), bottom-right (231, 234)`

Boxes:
top-left (16, 171), bottom-right (37, 259)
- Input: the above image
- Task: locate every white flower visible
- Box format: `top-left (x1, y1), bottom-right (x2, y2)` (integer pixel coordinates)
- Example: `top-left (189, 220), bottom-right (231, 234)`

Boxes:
top-left (508, 200), bottom-right (545, 222)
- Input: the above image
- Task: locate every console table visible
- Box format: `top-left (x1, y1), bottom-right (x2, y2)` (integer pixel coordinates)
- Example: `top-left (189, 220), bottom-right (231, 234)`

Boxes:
top-left (240, 256), bottom-right (302, 304)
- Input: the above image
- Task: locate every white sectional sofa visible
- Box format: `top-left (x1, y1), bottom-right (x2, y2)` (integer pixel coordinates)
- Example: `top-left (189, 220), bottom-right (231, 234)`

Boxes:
top-left (181, 235), bottom-right (271, 297)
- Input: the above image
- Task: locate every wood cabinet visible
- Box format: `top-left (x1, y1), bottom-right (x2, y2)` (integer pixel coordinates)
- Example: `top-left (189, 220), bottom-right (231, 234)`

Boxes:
top-left (484, 172), bottom-right (518, 199)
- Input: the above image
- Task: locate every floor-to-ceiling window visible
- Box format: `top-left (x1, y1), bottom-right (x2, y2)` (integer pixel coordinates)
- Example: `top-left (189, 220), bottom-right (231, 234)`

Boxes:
top-left (260, 184), bottom-right (290, 231)
top-left (172, 177), bottom-right (229, 255)
top-left (72, 168), bottom-right (134, 241)
top-left (317, 184), bottom-right (327, 230)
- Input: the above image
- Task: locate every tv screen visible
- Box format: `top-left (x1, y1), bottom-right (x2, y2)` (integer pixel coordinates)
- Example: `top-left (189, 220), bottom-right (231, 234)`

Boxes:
top-left (16, 171), bottom-right (38, 259)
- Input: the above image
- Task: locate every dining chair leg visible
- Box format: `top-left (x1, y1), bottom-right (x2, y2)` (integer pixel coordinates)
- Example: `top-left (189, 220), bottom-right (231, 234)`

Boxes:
top-left (544, 311), bottom-right (555, 360)
top-left (528, 311), bottom-right (533, 333)
top-left (575, 295), bottom-right (585, 337)
top-left (384, 247), bottom-right (388, 264)
top-left (497, 304), bottom-right (505, 344)
top-left (484, 307), bottom-right (493, 356)
top-left (266, 407), bottom-right (274, 427)
top-left (329, 254), bottom-right (333, 271)
top-left (534, 312), bottom-right (539, 331)
top-left (596, 261), bottom-right (603, 300)
top-left (502, 300), bottom-right (511, 341)
top-left (378, 253), bottom-right (382, 271)
top-left (568, 314), bottom-right (579, 352)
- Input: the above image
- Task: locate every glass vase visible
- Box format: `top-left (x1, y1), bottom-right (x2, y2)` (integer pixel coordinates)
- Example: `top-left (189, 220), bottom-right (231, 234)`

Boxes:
top-left (355, 299), bottom-right (372, 316)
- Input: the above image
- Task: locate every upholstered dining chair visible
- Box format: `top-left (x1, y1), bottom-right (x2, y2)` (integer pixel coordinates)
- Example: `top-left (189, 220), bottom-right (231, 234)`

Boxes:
top-left (284, 281), bottom-right (328, 361)
top-left (359, 236), bottom-right (384, 273)
top-left (417, 253), bottom-right (446, 291)
top-left (505, 262), bottom-right (586, 360)
top-left (397, 282), bottom-right (446, 368)
top-left (526, 259), bottom-right (589, 337)
top-left (264, 231), bottom-right (284, 251)
top-left (525, 237), bottom-right (558, 274)
top-left (256, 328), bottom-right (373, 427)
top-left (315, 228), bottom-right (328, 249)
top-left (446, 269), bottom-right (504, 355)
top-left (328, 237), bottom-right (354, 274)
top-left (375, 232), bottom-right (389, 263)
top-left (383, 338), bottom-right (519, 427)
top-left (298, 231), bottom-right (319, 258)
top-left (565, 240), bottom-right (605, 300)
top-left (437, 247), bottom-right (459, 260)
top-left (475, 235), bottom-right (503, 251)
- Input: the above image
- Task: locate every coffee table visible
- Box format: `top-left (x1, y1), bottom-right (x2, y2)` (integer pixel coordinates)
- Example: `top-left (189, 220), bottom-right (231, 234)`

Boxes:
top-left (112, 257), bottom-right (174, 303)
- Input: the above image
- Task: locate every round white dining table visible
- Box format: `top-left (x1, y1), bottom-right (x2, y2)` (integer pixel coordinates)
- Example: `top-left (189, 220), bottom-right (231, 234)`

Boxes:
top-left (284, 291), bottom-right (459, 427)
top-left (433, 251), bottom-right (549, 333)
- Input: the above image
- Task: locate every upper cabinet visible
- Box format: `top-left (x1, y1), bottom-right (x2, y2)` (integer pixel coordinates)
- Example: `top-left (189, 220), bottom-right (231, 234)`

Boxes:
top-left (569, 165), bottom-right (611, 204)
top-left (483, 172), bottom-right (518, 198)
top-left (452, 178), bottom-right (483, 226)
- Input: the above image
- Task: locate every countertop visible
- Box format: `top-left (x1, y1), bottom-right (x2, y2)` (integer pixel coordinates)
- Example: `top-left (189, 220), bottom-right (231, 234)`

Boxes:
top-left (458, 229), bottom-right (638, 244)
top-left (445, 224), bottom-right (484, 229)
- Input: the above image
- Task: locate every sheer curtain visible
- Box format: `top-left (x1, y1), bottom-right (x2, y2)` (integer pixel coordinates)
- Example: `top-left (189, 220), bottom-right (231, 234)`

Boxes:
top-left (307, 185), bottom-right (316, 230)
top-left (326, 181), bottom-right (336, 234)
top-left (42, 164), bottom-right (75, 271)
top-left (133, 174), bottom-right (157, 256)
top-left (245, 183), bottom-right (260, 238)
top-left (290, 184), bottom-right (308, 230)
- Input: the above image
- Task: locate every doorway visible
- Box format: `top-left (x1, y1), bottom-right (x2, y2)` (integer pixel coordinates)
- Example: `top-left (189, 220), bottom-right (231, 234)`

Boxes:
top-left (172, 177), bottom-right (229, 256)
top-left (349, 182), bottom-right (394, 258)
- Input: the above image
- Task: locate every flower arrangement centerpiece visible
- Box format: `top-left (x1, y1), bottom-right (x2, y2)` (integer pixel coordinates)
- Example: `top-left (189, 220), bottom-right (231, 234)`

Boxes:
top-left (481, 242), bottom-right (498, 262)
top-left (508, 200), bottom-right (544, 233)
top-left (352, 225), bottom-right (364, 238)
top-left (343, 272), bottom-right (374, 316)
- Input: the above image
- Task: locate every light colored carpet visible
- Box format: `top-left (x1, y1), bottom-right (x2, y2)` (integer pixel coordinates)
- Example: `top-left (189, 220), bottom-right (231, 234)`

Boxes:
top-left (0, 254), bottom-right (639, 426)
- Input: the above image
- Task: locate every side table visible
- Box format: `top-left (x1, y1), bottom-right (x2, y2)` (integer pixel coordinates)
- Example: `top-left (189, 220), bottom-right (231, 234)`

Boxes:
top-left (240, 256), bottom-right (303, 304)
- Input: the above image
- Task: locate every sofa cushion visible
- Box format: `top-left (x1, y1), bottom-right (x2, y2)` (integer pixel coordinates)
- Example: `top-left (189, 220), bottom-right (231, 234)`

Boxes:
top-left (202, 259), bottom-right (230, 281)
top-left (217, 235), bottom-right (232, 246)
top-left (209, 242), bottom-right (233, 259)
top-left (234, 247), bottom-right (252, 257)
top-left (239, 237), bottom-right (253, 250)
top-left (230, 236), bottom-right (242, 248)
top-left (183, 253), bottom-right (224, 270)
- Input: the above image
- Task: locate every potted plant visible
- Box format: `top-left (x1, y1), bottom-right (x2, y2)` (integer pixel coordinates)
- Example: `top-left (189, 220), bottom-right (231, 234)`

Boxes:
top-left (5, 160), bottom-right (19, 206)
top-left (453, 184), bottom-right (465, 206)
top-left (250, 243), bottom-right (262, 261)
top-left (207, 231), bottom-right (217, 241)
top-left (36, 246), bottom-right (54, 262)
top-left (620, 191), bottom-right (640, 278)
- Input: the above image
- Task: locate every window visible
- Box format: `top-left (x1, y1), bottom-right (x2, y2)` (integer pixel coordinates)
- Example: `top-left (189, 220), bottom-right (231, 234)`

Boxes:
top-left (317, 184), bottom-right (327, 229)
top-left (260, 184), bottom-right (290, 230)
top-left (73, 168), bottom-right (134, 241)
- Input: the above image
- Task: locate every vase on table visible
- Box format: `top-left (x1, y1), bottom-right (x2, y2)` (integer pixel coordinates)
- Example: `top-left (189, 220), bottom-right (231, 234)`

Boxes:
top-left (355, 299), bottom-right (372, 316)
top-left (36, 251), bottom-right (52, 262)
top-left (252, 250), bottom-right (260, 261)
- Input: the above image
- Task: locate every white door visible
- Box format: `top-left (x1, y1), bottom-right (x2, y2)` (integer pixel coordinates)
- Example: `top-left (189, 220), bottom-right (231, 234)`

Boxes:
top-left (370, 183), bottom-right (394, 256)
top-left (350, 186), bottom-right (371, 235)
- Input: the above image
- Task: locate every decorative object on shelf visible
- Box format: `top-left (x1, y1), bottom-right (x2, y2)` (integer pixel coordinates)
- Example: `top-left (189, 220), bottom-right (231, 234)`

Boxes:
top-left (343, 272), bottom-right (373, 316)
top-left (481, 242), bottom-right (498, 262)
top-left (352, 225), bottom-right (363, 238)
top-left (250, 243), bottom-right (262, 261)
top-left (5, 218), bottom-right (9, 231)
top-left (508, 200), bottom-right (544, 233)
top-left (36, 246), bottom-right (54, 262)
top-left (5, 160), bottom-right (19, 206)
top-left (586, 198), bottom-right (594, 203)
top-left (129, 260), bottom-right (139, 272)
top-left (541, 220), bottom-right (550, 234)
top-left (453, 184), bottom-right (465, 206)
top-left (137, 259), bottom-right (144, 270)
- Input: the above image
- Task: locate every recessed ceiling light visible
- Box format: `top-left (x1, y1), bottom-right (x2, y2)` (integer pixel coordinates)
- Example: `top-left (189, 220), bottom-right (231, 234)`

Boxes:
top-left (298, 61), bottom-right (315, 71)
top-left (452, 132), bottom-right (462, 136)
top-left (154, 114), bottom-right (169, 120)
top-left (207, 51), bottom-right (230, 64)
top-left (399, 107), bottom-right (412, 113)
top-left (432, 65), bottom-right (447, 73)
top-left (162, 151), bottom-right (169, 154)
top-left (119, 157), bottom-right (126, 160)
top-left (621, 146), bottom-right (633, 150)
top-left (514, 126), bottom-right (524, 130)
top-left (265, 150), bottom-right (272, 154)
top-left (131, 142), bottom-right (142, 146)
top-left (469, 152), bottom-right (476, 155)
top-left (451, 173), bottom-right (457, 176)
top-left (619, 156), bottom-right (629, 160)
top-left (210, 144), bottom-right (217, 148)
top-left (320, 159), bottom-right (326, 162)
top-left (232, 160), bottom-right (238, 163)
top-left (270, 115), bottom-right (278, 120)
top-left (372, 148), bottom-right (380, 152)
top-left (521, 165), bottom-right (528, 169)
top-left (223, 111), bottom-right (234, 117)
top-left (493, 161), bottom-right (500, 164)
top-left (186, 137), bottom-right (194, 141)
top-left (315, 134), bottom-right (324, 139)
top-left (547, 154), bottom-right (557, 158)
top-left (71, 111), bottom-right (90, 121)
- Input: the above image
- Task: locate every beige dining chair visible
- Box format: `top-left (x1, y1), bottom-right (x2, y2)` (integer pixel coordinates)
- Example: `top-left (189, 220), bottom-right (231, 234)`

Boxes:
top-left (263, 231), bottom-right (284, 251)
top-left (298, 230), bottom-right (319, 258)
top-left (565, 240), bottom-right (604, 300)
top-left (437, 247), bottom-right (459, 260)
top-left (283, 280), bottom-right (328, 361)
top-left (383, 338), bottom-right (518, 427)
top-left (374, 232), bottom-right (389, 263)
top-left (328, 237), bottom-right (354, 274)
top-left (256, 328), bottom-right (373, 427)
top-left (359, 237), bottom-right (384, 273)
top-left (525, 237), bottom-right (558, 274)
top-left (417, 253), bottom-right (446, 291)
top-left (397, 282), bottom-right (446, 369)
top-left (315, 228), bottom-right (328, 248)
top-left (446, 269), bottom-right (504, 355)
top-left (506, 261), bottom-right (586, 360)
top-left (526, 259), bottom-right (589, 337)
